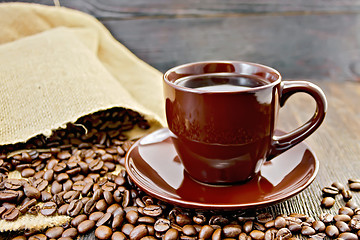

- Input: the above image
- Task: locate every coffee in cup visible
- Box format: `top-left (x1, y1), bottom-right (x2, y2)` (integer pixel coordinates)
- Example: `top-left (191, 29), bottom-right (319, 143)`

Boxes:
top-left (163, 61), bottom-right (327, 184)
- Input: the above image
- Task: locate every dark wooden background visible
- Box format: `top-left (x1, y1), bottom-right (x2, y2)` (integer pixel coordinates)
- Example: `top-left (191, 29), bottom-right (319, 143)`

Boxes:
top-left (3, 0), bottom-right (360, 81)
top-left (1, 1), bottom-right (360, 239)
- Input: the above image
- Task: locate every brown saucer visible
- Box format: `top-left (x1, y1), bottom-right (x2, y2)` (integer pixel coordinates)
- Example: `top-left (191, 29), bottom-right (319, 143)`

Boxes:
top-left (125, 128), bottom-right (319, 210)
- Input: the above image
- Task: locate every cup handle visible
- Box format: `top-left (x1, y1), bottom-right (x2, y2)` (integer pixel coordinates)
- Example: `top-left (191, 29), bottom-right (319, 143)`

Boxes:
top-left (268, 80), bottom-right (327, 159)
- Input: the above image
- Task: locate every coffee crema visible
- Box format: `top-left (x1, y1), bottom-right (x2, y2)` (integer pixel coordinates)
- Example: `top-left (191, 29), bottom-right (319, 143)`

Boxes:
top-left (174, 73), bottom-right (270, 92)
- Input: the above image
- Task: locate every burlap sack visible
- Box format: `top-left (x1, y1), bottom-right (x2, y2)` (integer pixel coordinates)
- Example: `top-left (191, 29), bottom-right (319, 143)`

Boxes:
top-left (0, 2), bottom-right (166, 232)
top-left (0, 2), bottom-right (166, 146)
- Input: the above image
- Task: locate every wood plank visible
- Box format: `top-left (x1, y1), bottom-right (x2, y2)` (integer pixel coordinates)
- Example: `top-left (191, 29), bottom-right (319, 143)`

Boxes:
top-left (1, 0), bottom-right (360, 81)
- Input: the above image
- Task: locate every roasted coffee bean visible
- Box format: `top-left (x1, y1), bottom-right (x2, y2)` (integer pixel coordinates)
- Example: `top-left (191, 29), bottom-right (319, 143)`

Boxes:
top-left (309, 233), bottom-right (326, 240)
top-left (89, 211), bottom-right (105, 221)
top-left (67, 199), bottom-right (84, 217)
top-left (0, 190), bottom-right (18, 201)
top-left (63, 190), bottom-right (80, 203)
top-left (66, 167), bottom-right (81, 176)
top-left (4, 179), bottom-right (23, 190)
top-left (182, 225), bottom-right (197, 236)
top-left (62, 179), bottom-right (73, 192)
top-left (51, 181), bottom-right (62, 195)
top-left (346, 200), bottom-right (359, 210)
top-left (322, 186), bottom-right (339, 196)
top-left (341, 190), bottom-right (352, 202)
top-left (288, 223), bottom-right (302, 232)
top-left (122, 189), bottom-right (130, 207)
top-left (193, 214), bottom-right (206, 225)
top-left (97, 212), bottom-right (112, 227)
top-left (43, 169), bottom-right (54, 181)
top-left (102, 182), bottom-right (117, 192)
top-left (276, 228), bottom-right (292, 239)
top-left (154, 218), bottom-right (171, 232)
top-left (53, 162), bottom-right (67, 172)
top-left (112, 214), bottom-right (124, 230)
top-left (339, 232), bottom-right (359, 240)
top-left (40, 201), bottom-right (57, 216)
top-left (211, 228), bottom-right (222, 240)
top-left (301, 225), bottom-right (316, 236)
top-left (111, 231), bottom-right (127, 240)
top-left (0, 206), bottom-right (6, 216)
top-left (142, 204), bottom-right (162, 217)
top-left (23, 184), bottom-right (41, 199)
top-left (250, 229), bottom-right (265, 240)
top-left (265, 220), bottom-right (275, 228)
top-left (47, 159), bottom-right (58, 170)
top-left (257, 213), bottom-right (273, 224)
top-left (126, 210), bottom-right (139, 225)
top-left (78, 219), bottom-right (95, 234)
top-left (243, 220), bottom-right (254, 233)
top-left (122, 223), bottom-right (135, 236)
top-left (332, 182), bottom-right (345, 191)
top-left (114, 175), bottom-right (126, 186)
top-left (19, 198), bottom-right (37, 213)
top-left (28, 234), bottom-right (47, 240)
top-left (81, 182), bottom-right (93, 196)
top-left (96, 199), bottom-right (108, 212)
top-left (129, 224), bottom-right (148, 240)
top-left (199, 225), bottom-right (214, 239)
top-left (350, 218), bottom-right (360, 230)
top-left (334, 214), bottom-right (352, 222)
top-left (58, 204), bottom-right (69, 215)
top-left (320, 213), bottom-right (334, 223)
top-left (339, 206), bottom-right (355, 216)
top-left (275, 217), bottom-right (287, 229)
top-left (107, 203), bottom-right (121, 214)
top-left (103, 190), bottom-right (114, 205)
top-left (325, 225), bottom-right (339, 238)
top-left (81, 197), bottom-right (91, 205)
top-left (72, 180), bottom-right (86, 191)
top-left (2, 207), bottom-right (20, 221)
top-left (84, 199), bottom-right (96, 214)
top-left (2, 202), bottom-right (16, 209)
top-left (350, 183), bottom-right (360, 191)
top-left (62, 228), bottom-right (78, 238)
top-left (72, 174), bottom-right (85, 182)
top-left (264, 228), bottom-right (277, 240)
top-left (312, 220), bottom-right (326, 232)
top-left (336, 220), bottom-right (351, 232)
top-left (32, 178), bottom-right (48, 192)
top-left (21, 168), bottom-right (35, 178)
top-left (89, 159), bottom-right (104, 172)
top-left (92, 188), bottom-right (103, 201)
top-left (57, 173), bottom-right (70, 183)
top-left (321, 197), bottom-right (335, 208)
top-left (28, 205), bottom-right (40, 215)
top-left (349, 178), bottom-right (360, 184)
top-left (53, 192), bottom-right (65, 206)
top-left (163, 228), bottom-right (179, 240)
top-left (209, 215), bottom-right (229, 226)
top-left (95, 225), bottom-right (113, 240)
top-left (71, 214), bottom-right (88, 227)
top-left (45, 226), bottom-right (64, 239)
top-left (223, 224), bottom-right (242, 238)
top-left (254, 222), bottom-right (266, 231)
top-left (289, 213), bottom-right (307, 220)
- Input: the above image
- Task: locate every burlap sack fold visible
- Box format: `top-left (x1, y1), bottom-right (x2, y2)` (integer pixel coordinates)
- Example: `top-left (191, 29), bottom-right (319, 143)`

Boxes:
top-left (0, 2), bottom-right (166, 146)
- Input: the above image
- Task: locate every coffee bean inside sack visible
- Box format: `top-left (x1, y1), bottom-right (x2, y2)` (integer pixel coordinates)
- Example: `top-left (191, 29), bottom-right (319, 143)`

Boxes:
top-left (1, 108), bottom-right (360, 240)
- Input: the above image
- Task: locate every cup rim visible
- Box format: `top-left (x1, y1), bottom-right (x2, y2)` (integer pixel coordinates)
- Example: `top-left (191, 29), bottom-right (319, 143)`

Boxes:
top-left (163, 60), bottom-right (282, 93)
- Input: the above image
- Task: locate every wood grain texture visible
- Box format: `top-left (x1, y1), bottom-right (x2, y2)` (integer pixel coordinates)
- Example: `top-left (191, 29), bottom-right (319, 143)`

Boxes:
top-left (0, 1), bottom-right (360, 239)
top-left (2, 0), bottom-right (360, 81)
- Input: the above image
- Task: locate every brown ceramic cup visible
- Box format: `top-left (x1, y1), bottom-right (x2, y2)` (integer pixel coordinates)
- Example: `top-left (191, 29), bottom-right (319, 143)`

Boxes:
top-left (163, 61), bottom-right (327, 184)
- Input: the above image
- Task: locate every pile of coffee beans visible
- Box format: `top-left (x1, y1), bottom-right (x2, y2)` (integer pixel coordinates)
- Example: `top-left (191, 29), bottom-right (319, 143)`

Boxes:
top-left (321, 181), bottom-right (359, 209)
top-left (1, 108), bottom-right (360, 240)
